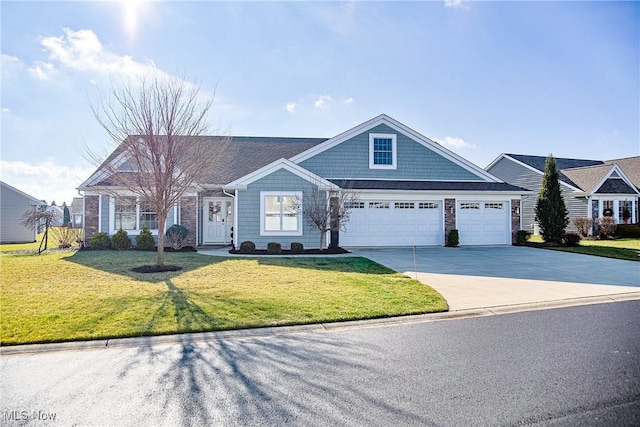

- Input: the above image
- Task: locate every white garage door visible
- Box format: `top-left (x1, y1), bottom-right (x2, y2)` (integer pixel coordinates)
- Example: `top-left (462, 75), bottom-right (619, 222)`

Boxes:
top-left (457, 201), bottom-right (509, 245)
top-left (341, 201), bottom-right (442, 246)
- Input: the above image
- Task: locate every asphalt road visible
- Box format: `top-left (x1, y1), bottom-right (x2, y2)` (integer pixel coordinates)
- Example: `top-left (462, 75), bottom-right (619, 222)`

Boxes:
top-left (2, 301), bottom-right (639, 426)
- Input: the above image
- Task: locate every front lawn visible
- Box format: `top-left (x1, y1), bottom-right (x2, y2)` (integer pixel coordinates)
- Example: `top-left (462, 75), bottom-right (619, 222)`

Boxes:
top-left (0, 250), bottom-right (447, 345)
top-left (528, 235), bottom-right (640, 262)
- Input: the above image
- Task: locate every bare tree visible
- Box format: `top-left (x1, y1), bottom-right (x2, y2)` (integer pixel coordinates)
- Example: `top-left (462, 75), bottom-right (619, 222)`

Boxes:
top-left (21, 207), bottom-right (59, 254)
top-left (89, 71), bottom-right (228, 266)
top-left (292, 183), bottom-right (360, 249)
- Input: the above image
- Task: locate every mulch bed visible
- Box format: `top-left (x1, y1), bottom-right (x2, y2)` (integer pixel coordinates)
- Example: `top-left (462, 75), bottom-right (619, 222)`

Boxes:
top-left (229, 247), bottom-right (350, 255)
top-left (130, 265), bottom-right (184, 273)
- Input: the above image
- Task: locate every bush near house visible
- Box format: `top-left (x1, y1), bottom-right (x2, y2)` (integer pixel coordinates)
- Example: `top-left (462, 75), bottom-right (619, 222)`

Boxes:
top-left (616, 224), bottom-right (640, 238)
top-left (561, 232), bottom-right (581, 247)
top-left (446, 229), bottom-right (459, 247)
top-left (111, 229), bottom-right (132, 250)
top-left (239, 241), bottom-right (256, 253)
top-left (165, 225), bottom-right (189, 250)
top-left (595, 217), bottom-right (617, 238)
top-left (135, 227), bottom-right (155, 251)
top-left (515, 230), bottom-right (531, 245)
top-left (573, 217), bottom-right (593, 238)
top-left (90, 232), bottom-right (112, 250)
top-left (291, 242), bottom-right (304, 253)
top-left (267, 242), bottom-right (282, 254)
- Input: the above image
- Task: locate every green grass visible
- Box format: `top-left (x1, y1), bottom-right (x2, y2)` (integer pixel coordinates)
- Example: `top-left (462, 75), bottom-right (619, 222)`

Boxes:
top-left (528, 235), bottom-right (640, 261)
top-left (0, 229), bottom-right (82, 253)
top-left (0, 250), bottom-right (447, 345)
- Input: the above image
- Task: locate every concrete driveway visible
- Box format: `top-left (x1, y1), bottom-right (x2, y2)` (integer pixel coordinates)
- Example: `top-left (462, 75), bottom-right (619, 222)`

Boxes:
top-left (350, 246), bottom-right (640, 311)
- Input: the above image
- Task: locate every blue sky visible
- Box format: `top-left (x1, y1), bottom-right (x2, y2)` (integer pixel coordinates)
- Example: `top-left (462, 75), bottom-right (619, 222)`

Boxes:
top-left (1, 0), bottom-right (638, 205)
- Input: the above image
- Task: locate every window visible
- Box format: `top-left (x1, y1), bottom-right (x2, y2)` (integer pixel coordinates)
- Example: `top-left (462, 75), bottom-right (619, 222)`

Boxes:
top-left (418, 202), bottom-right (439, 209)
top-left (484, 203), bottom-right (504, 210)
top-left (460, 203), bottom-right (480, 210)
top-left (115, 197), bottom-right (137, 230)
top-left (139, 202), bottom-right (158, 229)
top-left (369, 202), bottom-right (390, 209)
top-left (261, 192), bottom-right (302, 236)
top-left (394, 202), bottom-right (414, 209)
top-left (369, 133), bottom-right (397, 169)
top-left (112, 197), bottom-right (158, 231)
top-left (345, 201), bottom-right (365, 209)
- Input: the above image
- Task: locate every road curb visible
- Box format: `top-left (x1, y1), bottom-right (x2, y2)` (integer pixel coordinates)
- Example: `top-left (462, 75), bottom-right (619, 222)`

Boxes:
top-left (3, 292), bottom-right (640, 356)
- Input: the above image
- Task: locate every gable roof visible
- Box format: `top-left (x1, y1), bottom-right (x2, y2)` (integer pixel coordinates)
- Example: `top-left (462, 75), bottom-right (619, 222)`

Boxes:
top-left (80, 136), bottom-right (327, 189)
top-left (605, 156), bottom-right (640, 189)
top-left (0, 181), bottom-right (44, 205)
top-left (224, 158), bottom-right (339, 191)
top-left (290, 114), bottom-right (502, 183)
top-left (502, 154), bottom-right (604, 188)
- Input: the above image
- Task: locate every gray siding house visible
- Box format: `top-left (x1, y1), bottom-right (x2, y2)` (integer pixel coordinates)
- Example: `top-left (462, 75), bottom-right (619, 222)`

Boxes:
top-left (0, 181), bottom-right (44, 243)
top-left (79, 115), bottom-right (529, 248)
top-left (486, 154), bottom-right (640, 234)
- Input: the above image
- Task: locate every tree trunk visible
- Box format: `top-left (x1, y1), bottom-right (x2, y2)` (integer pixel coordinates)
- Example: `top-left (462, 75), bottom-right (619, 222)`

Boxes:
top-left (156, 213), bottom-right (166, 266)
top-left (320, 230), bottom-right (326, 250)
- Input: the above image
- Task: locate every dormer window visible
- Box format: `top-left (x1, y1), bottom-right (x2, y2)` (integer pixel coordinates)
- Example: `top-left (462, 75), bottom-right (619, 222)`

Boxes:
top-left (369, 133), bottom-right (397, 169)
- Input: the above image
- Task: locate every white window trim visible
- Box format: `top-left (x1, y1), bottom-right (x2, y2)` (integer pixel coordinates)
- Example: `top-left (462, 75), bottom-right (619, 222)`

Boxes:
top-left (110, 196), bottom-right (161, 235)
top-left (369, 133), bottom-right (397, 169)
top-left (260, 191), bottom-right (303, 236)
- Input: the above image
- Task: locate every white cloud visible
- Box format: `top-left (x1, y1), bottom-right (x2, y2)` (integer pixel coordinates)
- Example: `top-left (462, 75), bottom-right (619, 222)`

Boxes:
top-left (0, 160), bottom-right (94, 205)
top-left (444, 0), bottom-right (468, 9)
top-left (314, 95), bottom-right (333, 109)
top-left (284, 102), bottom-right (299, 113)
top-left (343, 97), bottom-right (354, 105)
top-left (1, 108), bottom-right (10, 113)
top-left (38, 27), bottom-right (153, 78)
top-left (434, 136), bottom-right (476, 150)
top-left (28, 61), bottom-right (54, 80)
top-left (1, 54), bottom-right (22, 64)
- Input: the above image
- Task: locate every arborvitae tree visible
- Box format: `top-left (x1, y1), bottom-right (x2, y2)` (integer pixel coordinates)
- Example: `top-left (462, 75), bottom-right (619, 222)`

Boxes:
top-left (535, 155), bottom-right (569, 243)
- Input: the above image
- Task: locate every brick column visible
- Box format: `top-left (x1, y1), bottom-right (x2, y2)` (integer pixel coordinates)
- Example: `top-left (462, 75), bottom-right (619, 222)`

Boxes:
top-left (511, 199), bottom-right (521, 244)
top-left (83, 195), bottom-right (99, 247)
top-left (180, 196), bottom-right (197, 247)
top-left (444, 198), bottom-right (456, 244)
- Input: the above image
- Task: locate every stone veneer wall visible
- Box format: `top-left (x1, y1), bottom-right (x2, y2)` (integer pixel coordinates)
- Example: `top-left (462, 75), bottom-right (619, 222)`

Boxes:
top-left (444, 198), bottom-right (456, 243)
top-left (180, 196), bottom-right (198, 247)
top-left (83, 195), bottom-right (99, 247)
top-left (511, 199), bottom-right (521, 244)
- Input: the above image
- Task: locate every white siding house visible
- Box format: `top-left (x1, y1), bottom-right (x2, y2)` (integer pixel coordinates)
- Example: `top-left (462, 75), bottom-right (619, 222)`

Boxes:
top-left (0, 181), bottom-right (45, 243)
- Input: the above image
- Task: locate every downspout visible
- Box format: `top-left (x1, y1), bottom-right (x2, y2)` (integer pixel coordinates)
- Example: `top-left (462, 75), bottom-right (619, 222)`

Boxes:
top-left (223, 189), bottom-right (236, 248)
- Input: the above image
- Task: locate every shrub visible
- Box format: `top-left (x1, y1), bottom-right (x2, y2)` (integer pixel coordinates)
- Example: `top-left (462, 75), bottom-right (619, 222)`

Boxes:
top-left (239, 241), bottom-right (255, 253)
top-left (446, 229), bottom-right (459, 247)
top-left (595, 217), bottom-right (617, 238)
top-left (573, 217), bottom-right (593, 238)
top-left (616, 224), bottom-right (640, 238)
top-left (90, 232), bottom-right (112, 250)
top-left (166, 224), bottom-right (189, 250)
top-left (561, 232), bottom-right (581, 247)
top-left (135, 226), bottom-right (156, 251)
top-left (52, 226), bottom-right (82, 249)
top-left (267, 242), bottom-right (282, 254)
top-left (515, 230), bottom-right (531, 245)
top-left (291, 242), bottom-right (304, 253)
top-left (111, 228), bottom-right (132, 250)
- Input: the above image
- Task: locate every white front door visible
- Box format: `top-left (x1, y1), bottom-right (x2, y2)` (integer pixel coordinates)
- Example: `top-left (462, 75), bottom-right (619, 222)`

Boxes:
top-left (203, 197), bottom-right (233, 244)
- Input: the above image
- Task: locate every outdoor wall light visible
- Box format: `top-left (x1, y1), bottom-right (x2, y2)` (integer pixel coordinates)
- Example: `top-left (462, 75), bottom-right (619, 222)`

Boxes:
top-left (449, 205), bottom-right (455, 214)
top-left (512, 206), bottom-right (520, 215)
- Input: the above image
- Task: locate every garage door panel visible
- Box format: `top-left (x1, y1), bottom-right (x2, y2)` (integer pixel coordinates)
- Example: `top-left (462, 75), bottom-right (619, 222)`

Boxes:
top-left (458, 201), bottom-right (509, 245)
top-left (341, 200), bottom-right (442, 246)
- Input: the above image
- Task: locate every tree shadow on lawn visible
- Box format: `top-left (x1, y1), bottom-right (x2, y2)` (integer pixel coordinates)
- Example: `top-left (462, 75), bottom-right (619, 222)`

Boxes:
top-left (64, 250), bottom-right (227, 283)
top-left (64, 250), bottom-right (397, 283)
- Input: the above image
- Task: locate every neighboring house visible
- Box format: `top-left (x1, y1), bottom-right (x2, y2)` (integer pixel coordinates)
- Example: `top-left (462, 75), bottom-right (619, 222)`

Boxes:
top-left (486, 154), bottom-right (640, 234)
top-left (78, 115), bottom-right (530, 248)
top-left (0, 181), bottom-right (45, 243)
top-left (45, 205), bottom-right (64, 227)
top-left (70, 197), bottom-right (84, 228)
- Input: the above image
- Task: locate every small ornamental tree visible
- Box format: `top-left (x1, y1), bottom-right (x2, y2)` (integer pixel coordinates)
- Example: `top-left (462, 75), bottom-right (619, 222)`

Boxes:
top-left (535, 155), bottom-right (569, 243)
top-left (21, 206), bottom-right (59, 254)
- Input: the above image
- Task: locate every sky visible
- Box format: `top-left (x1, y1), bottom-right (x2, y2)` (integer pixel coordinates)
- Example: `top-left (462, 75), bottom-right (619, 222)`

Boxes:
top-left (1, 0), bottom-right (638, 206)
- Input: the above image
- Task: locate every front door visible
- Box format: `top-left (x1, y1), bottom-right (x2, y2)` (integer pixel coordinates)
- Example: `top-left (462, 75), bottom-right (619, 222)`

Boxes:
top-left (203, 197), bottom-right (233, 244)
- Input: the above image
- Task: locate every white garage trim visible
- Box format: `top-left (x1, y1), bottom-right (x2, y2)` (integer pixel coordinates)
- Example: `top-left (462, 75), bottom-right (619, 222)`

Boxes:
top-left (341, 197), bottom-right (444, 246)
top-left (456, 200), bottom-right (510, 245)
